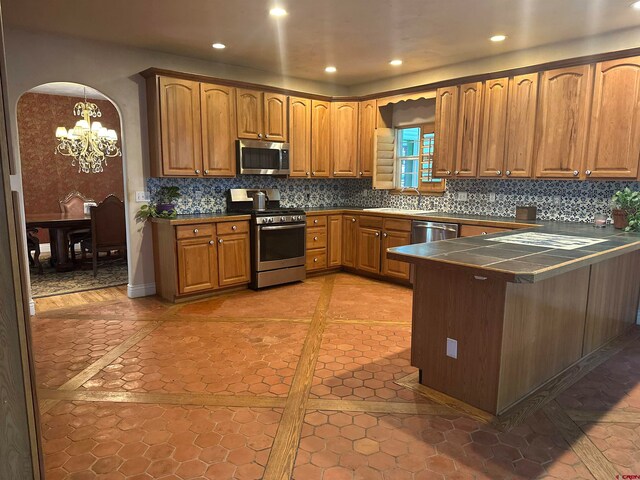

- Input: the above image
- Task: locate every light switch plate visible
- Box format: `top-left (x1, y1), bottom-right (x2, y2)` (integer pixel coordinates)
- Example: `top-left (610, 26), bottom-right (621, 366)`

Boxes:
top-left (135, 191), bottom-right (150, 203)
top-left (489, 192), bottom-right (496, 203)
top-left (446, 338), bottom-right (458, 359)
top-left (456, 192), bottom-right (468, 201)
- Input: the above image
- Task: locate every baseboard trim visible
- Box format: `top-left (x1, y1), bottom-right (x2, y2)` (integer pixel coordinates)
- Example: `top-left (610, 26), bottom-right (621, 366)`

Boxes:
top-left (29, 299), bottom-right (36, 316)
top-left (127, 282), bottom-right (156, 298)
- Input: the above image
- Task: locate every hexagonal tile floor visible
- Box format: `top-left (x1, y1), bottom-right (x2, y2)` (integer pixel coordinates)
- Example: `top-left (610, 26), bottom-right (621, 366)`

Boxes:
top-left (30, 273), bottom-right (640, 479)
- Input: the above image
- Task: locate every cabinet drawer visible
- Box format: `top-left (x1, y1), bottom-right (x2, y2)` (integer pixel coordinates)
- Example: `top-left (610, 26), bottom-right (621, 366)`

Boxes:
top-left (459, 224), bottom-right (510, 237)
top-left (359, 215), bottom-right (383, 228)
top-left (216, 220), bottom-right (249, 235)
top-left (176, 224), bottom-right (214, 240)
top-left (306, 250), bottom-right (327, 270)
top-left (383, 218), bottom-right (412, 232)
top-left (307, 215), bottom-right (327, 227)
top-left (306, 228), bottom-right (327, 250)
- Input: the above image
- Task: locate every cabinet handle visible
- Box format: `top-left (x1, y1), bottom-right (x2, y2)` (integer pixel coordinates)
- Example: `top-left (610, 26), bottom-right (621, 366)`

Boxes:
top-left (306, 171), bottom-right (310, 176)
top-left (454, 170), bottom-right (460, 175)
top-left (481, 232), bottom-right (487, 235)
top-left (375, 232), bottom-right (380, 237)
top-left (258, 133), bottom-right (263, 139)
top-left (314, 236), bottom-right (318, 241)
top-left (209, 240), bottom-right (214, 245)
top-left (496, 170), bottom-right (502, 175)
top-left (195, 169), bottom-right (200, 174)
top-left (474, 275), bottom-right (488, 281)
top-left (573, 170), bottom-right (579, 176)
top-left (204, 169), bottom-right (209, 174)
top-left (445, 170), bottom-right (451, 175)
top-left (232, 225), bottom-right (237, 231)
top-left (506, 170), bottom-right (511, 176)
top-left (383, 232), bottom-right (388, 237)
top-left (314, 257), bottom-right (318, 262)
top-left (193, 228), bottom-right (199, 234)
top-left (218, 238), bottom-right (223, 244)
top-left (585, 170), bottom-right (592, 176)
top-left (265, 134), bottom-right (270, 139)
top-left (313, 219), bottom-right (318, 224)
top-left (359, 171), bottom-right (363, 175)
top-left (311, 171), bottom-right (316, 176)
top-left (351, 218), bottom-right (356, 223)
top-left (333, 171), bottom-right (337, 175)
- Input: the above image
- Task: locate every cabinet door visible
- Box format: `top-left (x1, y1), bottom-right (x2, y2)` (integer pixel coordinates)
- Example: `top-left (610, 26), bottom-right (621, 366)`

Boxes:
top-left (328, 214), bottom-right (342, 267)
top-left (236, 88), bottom-right (263, 140)
top-left (505, 73), bottom-right (538, 178)
top-left (289, 96), bottom-right (312, 177)
top-left (341, 215), bottom-right (358, 267)
top-left (478, 78), bottom-right (508, 178)
top-left (217, 233), bottom-right (250, 287)
top-left (534, 65), bottom-right (593, 178)
top-left (586, 57), bottom-right (640, 179)
top-left (311, 100), bottom-right (332, 177)
top-left (158, 77), bottom-right (202, 176)
top-left (382, 230), bottom-right (412, 280)
top-left (332, 101), bottom-right (359, 177)
top-left (263, 92), bottom-right (288, 142)
top-left (177, 237), bottom-right (217, 294)
top-left (356, 227), bottom-right (381, 274)
top-left (359, 99), bottom-right (376, 177)
top-left (200, 83), bottom-right (236, 177)
top-left (454, 82), bottom-right (483, 177)
top-left (434, 86), bottom-right (458, 177)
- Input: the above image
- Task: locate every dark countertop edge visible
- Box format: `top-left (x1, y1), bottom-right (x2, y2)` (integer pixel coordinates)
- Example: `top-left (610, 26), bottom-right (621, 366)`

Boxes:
top-left (388, 241), bottom-right (640, 283)
top-left (150, 213), bottom-right (251, 225)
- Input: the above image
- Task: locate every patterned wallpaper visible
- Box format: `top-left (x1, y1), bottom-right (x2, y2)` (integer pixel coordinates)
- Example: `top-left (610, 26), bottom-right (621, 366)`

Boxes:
top-left (18, 92), bottom-right (124, 242)
top-left (148, 176), bottom-right (640, 224)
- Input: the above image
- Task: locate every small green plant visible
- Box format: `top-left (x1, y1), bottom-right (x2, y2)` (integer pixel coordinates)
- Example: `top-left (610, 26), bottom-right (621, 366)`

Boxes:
top-left (625, 211), bottom-right (640, 233)
top-left (135, 204), bottom-right (177, 222)
top-left (157, 186), bottom-right (181, 205)
top-left (611, 187), bottom-right (640, 230)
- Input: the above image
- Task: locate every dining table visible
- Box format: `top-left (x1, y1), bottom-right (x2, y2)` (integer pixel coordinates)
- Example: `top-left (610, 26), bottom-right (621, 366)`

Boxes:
top-left (25, 212), bottom-right (91, 272)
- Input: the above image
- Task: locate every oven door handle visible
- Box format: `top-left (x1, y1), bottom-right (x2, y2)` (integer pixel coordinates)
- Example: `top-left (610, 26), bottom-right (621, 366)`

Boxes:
top-left (259, 224), bottom-right (305, 231)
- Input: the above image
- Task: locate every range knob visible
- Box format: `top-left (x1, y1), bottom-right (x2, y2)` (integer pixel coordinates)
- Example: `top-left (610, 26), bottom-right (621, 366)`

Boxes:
top-left (281, 216), bottom-right (287, 222)
top-left (268, 217), bottom-right (274, 223)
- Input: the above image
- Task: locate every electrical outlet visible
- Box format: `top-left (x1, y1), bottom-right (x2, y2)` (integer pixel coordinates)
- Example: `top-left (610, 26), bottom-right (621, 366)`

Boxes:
top-left (135, 191), bottom-right (150, 203)
top-left (489, 192), bottom-right (496, 203)
top-left (554, 196), bottom-right (562, 205)
top-left (446, 338), bottom-right (458, 359)
top-left (456, 192), bottom-right (468, 201)
top-left (194, 190), bottom-right (203, 200)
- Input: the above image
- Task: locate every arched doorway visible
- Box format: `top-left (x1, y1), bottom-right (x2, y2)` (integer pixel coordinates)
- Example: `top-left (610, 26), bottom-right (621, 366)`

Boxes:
top-left (16, 82), bottom-right (129, 306)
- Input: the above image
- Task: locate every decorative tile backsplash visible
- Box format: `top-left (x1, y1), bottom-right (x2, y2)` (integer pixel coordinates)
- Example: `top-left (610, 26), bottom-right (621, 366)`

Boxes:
top-left (148, 177), bottom-right (640, 223)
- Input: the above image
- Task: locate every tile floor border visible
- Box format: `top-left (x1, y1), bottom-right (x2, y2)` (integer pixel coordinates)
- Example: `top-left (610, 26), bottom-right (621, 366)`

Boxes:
top-left (306, 398), bottom-right (456, 415)
top-left (565, 409), bottom-right (640, 424)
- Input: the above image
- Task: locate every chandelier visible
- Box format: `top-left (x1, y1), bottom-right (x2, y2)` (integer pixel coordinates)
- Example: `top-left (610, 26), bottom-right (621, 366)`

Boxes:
top-left (54, 95), bottom-right (121, 174)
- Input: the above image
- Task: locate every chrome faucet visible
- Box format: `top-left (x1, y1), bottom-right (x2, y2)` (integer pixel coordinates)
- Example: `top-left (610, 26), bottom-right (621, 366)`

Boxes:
top-left (401, 187), bottom-right (423, 209)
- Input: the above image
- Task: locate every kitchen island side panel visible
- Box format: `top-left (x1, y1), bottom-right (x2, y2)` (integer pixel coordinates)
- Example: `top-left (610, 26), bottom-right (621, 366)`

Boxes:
top-left (411, 265), bottom-right (507, 412)
top-left (497, 267), bottom-right (590, 413)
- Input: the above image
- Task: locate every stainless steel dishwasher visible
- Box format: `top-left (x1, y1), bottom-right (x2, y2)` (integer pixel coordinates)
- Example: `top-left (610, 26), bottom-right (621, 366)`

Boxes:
top-left (411, 221), bottom-right (459, 243)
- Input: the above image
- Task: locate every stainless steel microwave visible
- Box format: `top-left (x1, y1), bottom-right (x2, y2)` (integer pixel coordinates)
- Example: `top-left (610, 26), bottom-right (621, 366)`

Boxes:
top-left (237, 140), bottom-right (290, 175)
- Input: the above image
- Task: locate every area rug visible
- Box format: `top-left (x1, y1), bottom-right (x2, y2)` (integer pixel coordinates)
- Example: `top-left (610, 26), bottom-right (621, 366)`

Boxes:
top-left (29, 254), bottom-right (128, 298)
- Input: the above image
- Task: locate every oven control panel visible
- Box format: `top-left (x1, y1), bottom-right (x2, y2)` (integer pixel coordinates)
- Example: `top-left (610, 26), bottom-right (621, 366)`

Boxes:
top-left (255, 214), bottom-right (306, 225)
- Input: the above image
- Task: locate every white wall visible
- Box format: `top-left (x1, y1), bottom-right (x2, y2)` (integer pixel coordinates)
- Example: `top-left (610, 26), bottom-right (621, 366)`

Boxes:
top-left (3, 27), bottom-right (347, 306)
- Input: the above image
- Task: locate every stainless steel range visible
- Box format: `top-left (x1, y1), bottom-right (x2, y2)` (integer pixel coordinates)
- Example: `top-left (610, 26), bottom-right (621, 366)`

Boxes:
top-left (226, 189), bottom-right (306, 289)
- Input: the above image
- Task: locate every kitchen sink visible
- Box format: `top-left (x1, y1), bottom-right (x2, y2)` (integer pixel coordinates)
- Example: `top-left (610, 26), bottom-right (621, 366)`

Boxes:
top-left (362, 208), bottom-right (436, 215)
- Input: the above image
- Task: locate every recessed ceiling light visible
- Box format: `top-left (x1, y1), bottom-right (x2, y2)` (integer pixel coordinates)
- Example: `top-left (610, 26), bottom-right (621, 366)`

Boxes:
top-left (389, 59), bottom-right (403, 66)
top-left (325, 66), bottom-right (337, 73)
top-left (632, 1), bottom-right (640, 9)
top-left (490, 34), bottom-right (507, 42)
top-left (269, 7), bottom-right (288, 16)
top-left (211, 43), bottom-right (226, 49)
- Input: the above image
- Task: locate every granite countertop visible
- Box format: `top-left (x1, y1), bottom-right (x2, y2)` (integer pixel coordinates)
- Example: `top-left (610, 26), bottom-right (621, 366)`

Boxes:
top-left (388, 222), bottom-right (640, 283)
top-left (150, 212), bottom-right (251, 225)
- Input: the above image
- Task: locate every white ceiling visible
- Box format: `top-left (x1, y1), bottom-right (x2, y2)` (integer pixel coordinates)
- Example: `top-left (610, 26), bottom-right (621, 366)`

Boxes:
top-left (4, 0), bottom-right (640, 86)
top-left (29, 82), bottom-right (109, 100)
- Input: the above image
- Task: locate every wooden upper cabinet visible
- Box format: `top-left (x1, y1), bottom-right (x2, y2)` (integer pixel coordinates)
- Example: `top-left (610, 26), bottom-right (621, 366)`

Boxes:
top-left (434, 86), bottom-right (458, 177)
top-left (478, 78), bottom-right (509, 178)
top-left (158, 77), bottom-right (202, 176)
top-left (534, 65), bottom-right (593, 178)
top-left (454, 82), bottom-right (483, 177)
top-left (586, 57), bottom-right (640, 179)
top-left (263, 92), bottom-right (288, 142)
top-left (332, 102), bottom-right (359, 177)
top-left (200, 83), bottom-right (236, 177)
top-left (505, 73), bottom-right (538, 178)
top-left (311, 100), bottom-right (332, 177)
top-left (289, 97), bottom-right (312, 177)
top-left (236, 88), bottom-right (263, 140)
top-left (358, 99), bottom-right (376, 177)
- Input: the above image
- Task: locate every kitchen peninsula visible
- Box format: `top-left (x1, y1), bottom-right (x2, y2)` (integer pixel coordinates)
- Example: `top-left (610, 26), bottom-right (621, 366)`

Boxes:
top-left (388, 224), bottom-right (640, 415)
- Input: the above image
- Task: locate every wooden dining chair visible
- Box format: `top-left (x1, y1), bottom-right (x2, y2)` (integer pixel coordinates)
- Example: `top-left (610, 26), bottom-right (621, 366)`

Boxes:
top-left (26, 227), bottom-right (43, 274)
top-left (59, 191), bottom-right (94, 262)
top-left (81, 195), bottom-right (127, 276)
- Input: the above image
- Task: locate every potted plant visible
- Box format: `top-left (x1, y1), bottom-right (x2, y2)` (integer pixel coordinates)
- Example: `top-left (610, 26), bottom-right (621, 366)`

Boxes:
top-left (135, 186), bottom-right (181, 221)
top-left (611, 187), bottom-right (639, 229)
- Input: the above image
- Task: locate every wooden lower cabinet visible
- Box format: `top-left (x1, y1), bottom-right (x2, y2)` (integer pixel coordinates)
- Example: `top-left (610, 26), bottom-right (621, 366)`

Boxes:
top-left (342, 215), bottom-right (358, 267)
top-left (356, 227), bottom-right (382, 274)
top-left (459, 224), bottom-right (510, 237)
top-left (177, 236), bottom-right (217, 294)
top-left (217, 230), bottom-right (250, 287)
top-left (382, 229), bottom-right (412, 280)
top-left (328, 215), bottom-right (342, 267)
